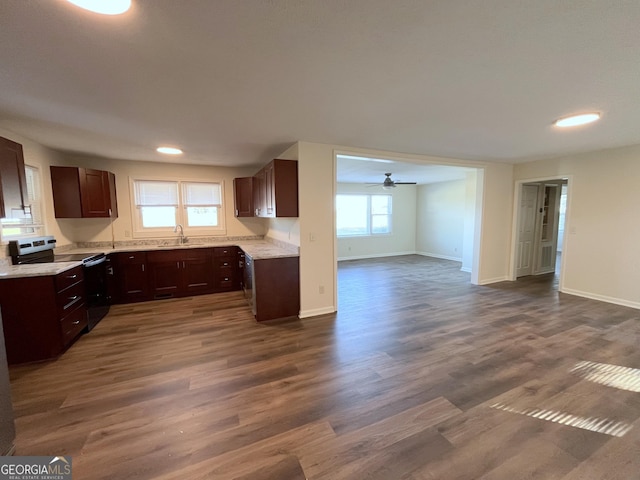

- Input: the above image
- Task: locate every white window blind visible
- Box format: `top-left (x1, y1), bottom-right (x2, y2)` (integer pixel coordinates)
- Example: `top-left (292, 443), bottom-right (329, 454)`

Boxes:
top-left (183, 182), bottom-right (222, 206)
top-left (134, 180), bottom-right (179, 206)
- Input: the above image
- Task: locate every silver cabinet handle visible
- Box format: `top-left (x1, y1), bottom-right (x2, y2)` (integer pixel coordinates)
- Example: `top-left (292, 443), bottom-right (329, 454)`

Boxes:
top-left (72, 320), bottom-right (80, 325)
top-left (67, 274), bottom-right (77, 279)
top-left (142, 264), bottom-right (145, 272)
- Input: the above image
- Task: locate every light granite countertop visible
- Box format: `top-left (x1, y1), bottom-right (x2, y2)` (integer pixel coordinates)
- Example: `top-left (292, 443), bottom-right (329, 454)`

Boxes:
top-left (0, 261), bottom-right (82, 279)
top-left (66, 240), bottom-right (299, 260)
top-left (0, 240), bottom-right (298, 280)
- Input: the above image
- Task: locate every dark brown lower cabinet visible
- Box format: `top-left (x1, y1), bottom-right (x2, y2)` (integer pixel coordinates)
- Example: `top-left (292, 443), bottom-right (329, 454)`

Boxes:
top-left (183, 249), bottom-right (215, 296)
top-left (253, 256), bottom-right (300, 322)
top-left (147, 248), bottom-right (214, 299)
top-left (106, 246), bottom-right (298, 322)
top-left (110, 252), bottom-right (149, 304)
top-left (213, 246), bottom-right (239, 291)
top-left (0, 266), bottom-right (87, 365)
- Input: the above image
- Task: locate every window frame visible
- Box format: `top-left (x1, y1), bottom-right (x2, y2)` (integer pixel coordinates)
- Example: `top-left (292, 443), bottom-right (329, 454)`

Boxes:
top-left (129, 177), bottom-right (226, 238)
top-left (336, 193), bottom-right (392, 237)
top-left (0, 164), bottom-right (45, 241)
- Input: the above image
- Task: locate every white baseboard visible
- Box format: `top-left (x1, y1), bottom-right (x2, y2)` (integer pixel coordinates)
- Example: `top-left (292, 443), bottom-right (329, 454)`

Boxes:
top-left (299, 306), bottom-right (337, 318)
top-left (416, 251), bottom-right (463, 262)
top-left (337, 251), bottom-right (416, 262)
top-left (478, 276), bottom-right (510, 285)
top-left (561, 288), bottom-right (640, 310)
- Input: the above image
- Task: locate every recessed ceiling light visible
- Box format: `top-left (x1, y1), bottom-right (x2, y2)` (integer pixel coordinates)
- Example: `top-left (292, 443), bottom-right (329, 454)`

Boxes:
top-left (66, 0), bottom-right (131, 15)
top-left (156, 147), bottom-right (183, 155)
top-left (554, 112), bottom-right (601, 128)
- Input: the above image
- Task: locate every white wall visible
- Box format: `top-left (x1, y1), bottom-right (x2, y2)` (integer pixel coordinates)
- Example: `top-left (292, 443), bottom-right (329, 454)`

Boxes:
top-left (297, 142), bottom-right (336, 318)
top-left (337, 182), bottom-right (416, 260)
top-left (475, 162), bottom-right (514, 284)
top-left (514, 144), bottom-right (640, 308)
top-left (416, 180), bottom-right (465, 261)
top-left (461, 171), bottom-right (477, 272)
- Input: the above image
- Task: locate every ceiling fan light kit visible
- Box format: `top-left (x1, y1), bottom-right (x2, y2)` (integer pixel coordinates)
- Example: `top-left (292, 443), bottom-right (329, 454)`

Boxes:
top-left (368, 173), bottom-right (417, 188)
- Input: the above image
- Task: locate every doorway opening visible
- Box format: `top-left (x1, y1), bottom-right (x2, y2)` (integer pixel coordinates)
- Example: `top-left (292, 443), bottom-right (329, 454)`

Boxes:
top-left (513, 178), bottom-right (568, 287)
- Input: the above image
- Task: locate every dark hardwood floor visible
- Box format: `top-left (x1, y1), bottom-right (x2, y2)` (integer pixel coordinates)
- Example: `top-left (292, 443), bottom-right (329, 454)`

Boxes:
top-left (9, 255), bottom-right (640, 479)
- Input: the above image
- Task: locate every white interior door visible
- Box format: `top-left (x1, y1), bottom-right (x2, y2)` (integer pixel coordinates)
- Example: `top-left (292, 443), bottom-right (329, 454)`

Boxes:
top-left (534, 183), bottom-right (562, 274)
top-left (516, 184), bottom-right (538, 277)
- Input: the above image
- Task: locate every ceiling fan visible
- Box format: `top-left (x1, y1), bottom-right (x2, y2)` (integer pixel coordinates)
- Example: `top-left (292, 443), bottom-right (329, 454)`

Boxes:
top-left (368, 173), bottom-right (417, 189)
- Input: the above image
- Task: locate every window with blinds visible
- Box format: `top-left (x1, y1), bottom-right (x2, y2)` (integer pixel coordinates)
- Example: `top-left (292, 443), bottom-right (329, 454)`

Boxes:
top-left (1, 165), bottom-right (44, 239)
top-left (131, 179), bottom-right (225, 236)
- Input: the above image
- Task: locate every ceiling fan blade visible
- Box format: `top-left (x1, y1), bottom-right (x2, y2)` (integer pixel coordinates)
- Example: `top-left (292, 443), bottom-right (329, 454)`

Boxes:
top-left (394, 182), bottom-right (417, 185)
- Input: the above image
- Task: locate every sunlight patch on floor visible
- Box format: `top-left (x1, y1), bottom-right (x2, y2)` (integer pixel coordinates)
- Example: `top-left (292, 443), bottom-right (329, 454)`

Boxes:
top-left (571, 360), bottom-right (640, 393)
top-left (490, 402), bottom-right (632, 437)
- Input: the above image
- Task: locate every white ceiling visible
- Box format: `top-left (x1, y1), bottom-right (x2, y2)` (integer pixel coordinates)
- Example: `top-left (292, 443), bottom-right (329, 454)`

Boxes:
top-left (336, 154), bottom-right (472, 185)
top-left (1, 1), bottom-right (639, 173)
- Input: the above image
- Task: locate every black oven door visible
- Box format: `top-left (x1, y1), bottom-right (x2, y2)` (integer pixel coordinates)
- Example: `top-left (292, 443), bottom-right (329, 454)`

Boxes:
top-left (82, 260), bottom-right (110, 331)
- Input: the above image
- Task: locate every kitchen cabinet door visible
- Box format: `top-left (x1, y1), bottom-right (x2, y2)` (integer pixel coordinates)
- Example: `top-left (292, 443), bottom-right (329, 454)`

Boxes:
top-left (147, 248), bottom-right (216, 299)
top-left (253, 168), bottom-right (266, 217)
top-left (147, 250), bottom-right (182, 299)
top-left (50, 166), bottom-right (118, 218)
top-left (79, 169), bottom-right (117, 217)
top-left (111, 252), bottom-right (149, 303)
top-left (233, 177), bottom-right (254, 217)
top-left (270, 159), bottom-right (298, 217)
top-left (183, 249), bottom-right (214, 296)
top-left (264, 161), bottom-right (275, 217)
top-left (0, 136), bottom-right (28, 220)
top-left (251, 160), bottom-right (298, 218)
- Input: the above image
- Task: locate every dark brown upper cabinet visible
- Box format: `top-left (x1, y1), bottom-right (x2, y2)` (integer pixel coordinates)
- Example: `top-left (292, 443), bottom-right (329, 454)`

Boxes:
top-left (50, 166), bottom-right (118, 218)
top-left (0, 136), bottom-right (28, 220)
top-left (251, 159), bottom-right (298, 218)
top-left (233, 177), bottom-right (254, 217)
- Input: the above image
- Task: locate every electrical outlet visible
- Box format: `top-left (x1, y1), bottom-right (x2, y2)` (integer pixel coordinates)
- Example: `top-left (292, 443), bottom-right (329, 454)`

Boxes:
top-left (319, 285), bottom-right (325, 294)
top-left (124, 230), bottom-right (131, 238)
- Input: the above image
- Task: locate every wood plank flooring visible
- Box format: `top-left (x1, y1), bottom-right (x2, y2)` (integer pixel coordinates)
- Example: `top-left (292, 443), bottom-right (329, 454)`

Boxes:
top-left (8, 254), bottom-right (640, 479)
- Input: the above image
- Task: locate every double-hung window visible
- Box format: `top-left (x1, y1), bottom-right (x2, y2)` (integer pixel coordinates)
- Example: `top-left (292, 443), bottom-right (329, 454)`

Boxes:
top-left (1, 165), bottom-right (44, 240)
top-left (336, 194), bottom-right (392, 236)
top-left (132, 179), bottom-right (224, 237)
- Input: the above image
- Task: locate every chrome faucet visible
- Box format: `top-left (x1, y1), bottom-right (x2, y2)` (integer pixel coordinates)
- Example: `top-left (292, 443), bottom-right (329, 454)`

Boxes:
top-left (174, 224), bottom-right (186, 244)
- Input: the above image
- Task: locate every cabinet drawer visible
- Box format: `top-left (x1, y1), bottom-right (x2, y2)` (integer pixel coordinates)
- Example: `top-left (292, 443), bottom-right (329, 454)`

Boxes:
top-left (60, 306), bottom-right (87, 346)
top-left (55, 266), bottom-right (84, 292)
top-left (217, 266), bottom-right (234, 281)
top-left (217, 278), bottom-right (235, 290)
top-left (213, 246), bottom-right (236, 258)
top-left (215, 258), bottom-right (234, 269)
top-left (56, 281), bottom-right (85, 317)
top-left (119, 252), bottom-right (146, 264)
